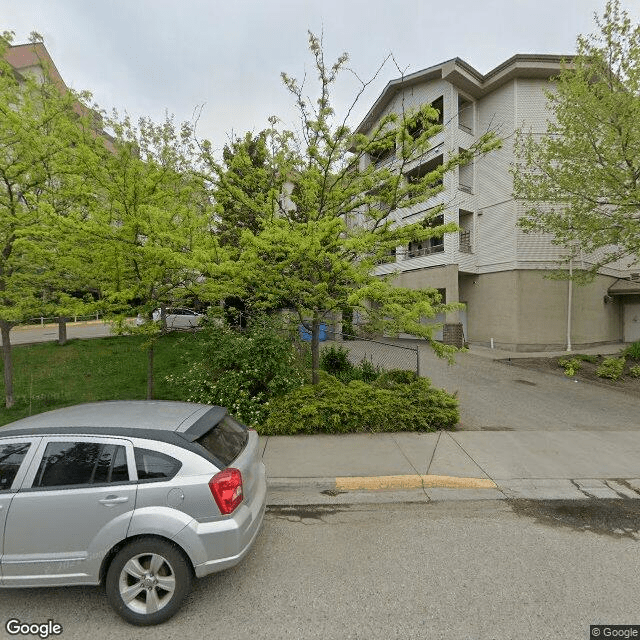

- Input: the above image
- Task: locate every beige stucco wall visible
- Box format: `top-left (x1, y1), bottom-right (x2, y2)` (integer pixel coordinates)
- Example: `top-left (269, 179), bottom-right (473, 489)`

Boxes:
top-left (459, 271), bottom-right (519, 346)
top-left (392, 264), bottom-right (460, 322)
top-left (460, 270), bottom-right (622, 350)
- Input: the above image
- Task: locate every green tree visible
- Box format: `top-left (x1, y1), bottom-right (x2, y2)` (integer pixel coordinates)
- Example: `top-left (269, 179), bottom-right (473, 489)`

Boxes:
top-left (0, 32), bottom-right (96, 407)
top-left (77, 112), bottom-right (222, 399)
top-left (513, 0), bottom-right (640, 271)
top-left (205, 33), bottom-right (499, 383)
top-left (208, 131), bottom-right (285, 249)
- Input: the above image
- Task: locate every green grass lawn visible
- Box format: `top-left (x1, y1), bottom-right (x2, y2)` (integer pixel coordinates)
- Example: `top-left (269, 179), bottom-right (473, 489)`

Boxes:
top-left (0, 332), bottom-right (205, 426)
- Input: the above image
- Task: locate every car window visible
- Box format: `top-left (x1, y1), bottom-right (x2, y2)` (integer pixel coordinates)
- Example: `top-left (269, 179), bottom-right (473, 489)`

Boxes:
top-left (134, 448), bottom-right (181, 481)
top-left (33, 441), bottom-right (130, 488)
top-left (195, 415), bottom-right (248, 467)
top-left (0, 442), bottom-right (31, 491)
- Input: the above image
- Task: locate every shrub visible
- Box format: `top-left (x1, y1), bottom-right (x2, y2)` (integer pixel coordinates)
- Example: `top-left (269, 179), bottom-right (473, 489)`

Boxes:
top-left (596, 356), bottom-right (626, 380)
top-left (629, 365), bottom-right (640, 378)
top-left (320, 345), bottom-right (352, 376)
top-left (261, 374), bottom-right (459, 435)
top-left (622, 341), bottom-right (640, 361)
top-left (558, 357), bottom-right (582, 376)
top-left (374, 369), bottom-right (419, 387)
top-left (168, 316), bottom-right (304, 428)
top-left (355, 358), bottom-right (381, 383)
top-left (319, 344), bottom-right (382, 383)
top-left (574, 353), bottom-right (599, 364)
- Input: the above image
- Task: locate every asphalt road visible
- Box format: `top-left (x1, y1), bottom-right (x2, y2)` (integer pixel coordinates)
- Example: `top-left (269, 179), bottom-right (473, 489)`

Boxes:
top-left (2, 321), bottom-right (113, 346)
top-left (0, 500), bottom-right (638, 640)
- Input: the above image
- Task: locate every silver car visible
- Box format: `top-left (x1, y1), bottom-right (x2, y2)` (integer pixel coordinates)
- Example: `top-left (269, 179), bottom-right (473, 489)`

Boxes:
top-left (152, 308), bottom-right (203, 329)
top-left (135, 308), bottom-right (204, 329)
top-left (0, 401), bottom-right (267, 626)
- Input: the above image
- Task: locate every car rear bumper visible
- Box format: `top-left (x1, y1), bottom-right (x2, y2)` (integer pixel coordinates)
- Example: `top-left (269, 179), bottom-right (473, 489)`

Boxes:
top-left (176, 462), bottom-right (267, 578)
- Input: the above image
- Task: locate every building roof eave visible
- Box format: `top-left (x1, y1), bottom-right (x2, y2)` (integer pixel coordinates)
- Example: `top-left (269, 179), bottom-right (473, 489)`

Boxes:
top-left (354, 53), bottom-right (575, 136)
top-left (608, 278), bottom-right (640, 295)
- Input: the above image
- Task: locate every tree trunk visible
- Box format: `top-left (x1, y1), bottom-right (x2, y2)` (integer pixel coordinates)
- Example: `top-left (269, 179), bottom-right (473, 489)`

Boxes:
top-left (160, 304), bottom-right (167, 333)
top-left (311, 316), bottom-right (320, 385)
top-left (1, 320), bottom-right (14, 408)
top-left (58, 317), bottom-right (67, 346)
top-left (147, 341), bottom-right (154, 400)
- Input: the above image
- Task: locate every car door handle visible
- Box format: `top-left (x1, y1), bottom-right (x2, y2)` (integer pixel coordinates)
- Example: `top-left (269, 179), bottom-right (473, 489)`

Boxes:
top-left (99, 495), bottom-right (129, 506)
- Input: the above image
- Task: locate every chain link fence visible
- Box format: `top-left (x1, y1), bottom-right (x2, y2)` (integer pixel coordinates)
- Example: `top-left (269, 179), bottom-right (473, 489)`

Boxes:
top-left (320, 333), bottom-right (421, 376)
top-left (21, 313), bottom-right (103, 327)
top-left (210, 309), bottom-right (424, 377)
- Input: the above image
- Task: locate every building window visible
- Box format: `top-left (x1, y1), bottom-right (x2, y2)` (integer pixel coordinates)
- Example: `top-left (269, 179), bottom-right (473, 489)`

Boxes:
top-left (431, 96), bottom-right (444, 126)
top-left (406, 154), bottom-right (444, 187)
top-left (458, 149), bottom-right (473, 193)
top-left (407, 95), bottom-right (444, 141)
top-left (407, 215), bottom-right (445, 258)
top-left (458, 95), bottom-right (473, 133)
top-left (369, 132), bottom-right (396, 167)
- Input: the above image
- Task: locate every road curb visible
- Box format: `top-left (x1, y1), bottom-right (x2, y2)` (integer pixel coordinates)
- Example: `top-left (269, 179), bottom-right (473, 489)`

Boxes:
top-left (336, 474), bottom-right (497, 491)
top-left (267, 474), bottom-right (497, 493)
top-left (267, 477), bottom-right (337, 491)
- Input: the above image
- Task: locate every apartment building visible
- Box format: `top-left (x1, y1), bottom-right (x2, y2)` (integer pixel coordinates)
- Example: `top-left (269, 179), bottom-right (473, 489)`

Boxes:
top-left (5, 40), bottom-right (65, 85)
top-left (354, 55), bottom-right (640, 351)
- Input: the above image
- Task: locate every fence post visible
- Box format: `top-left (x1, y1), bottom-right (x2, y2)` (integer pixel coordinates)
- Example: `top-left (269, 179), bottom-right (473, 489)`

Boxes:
top-left (416, 345), bottom-right (421, 378)
top-left (40, 317), bottom-right (44, 326)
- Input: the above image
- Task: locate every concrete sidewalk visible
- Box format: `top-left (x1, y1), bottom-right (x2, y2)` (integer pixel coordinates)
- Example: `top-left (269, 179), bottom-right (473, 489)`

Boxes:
top-left (262, 430), bottom-right (640, 505)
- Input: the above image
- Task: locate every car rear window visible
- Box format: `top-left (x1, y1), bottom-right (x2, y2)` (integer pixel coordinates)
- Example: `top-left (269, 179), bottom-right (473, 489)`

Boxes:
top-left (134, 448), bottom-right (181, 481)
top-left (195, 415), bottom-right (248, 467)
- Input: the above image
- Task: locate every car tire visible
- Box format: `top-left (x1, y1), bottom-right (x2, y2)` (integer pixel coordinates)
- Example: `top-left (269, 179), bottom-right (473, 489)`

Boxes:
top-left (105, 538), bottom-right (193, 626)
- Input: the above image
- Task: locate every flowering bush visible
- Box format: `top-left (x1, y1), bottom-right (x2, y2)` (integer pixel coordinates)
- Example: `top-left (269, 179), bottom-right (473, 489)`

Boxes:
top-left (167, 316), bottom-right (304, 428)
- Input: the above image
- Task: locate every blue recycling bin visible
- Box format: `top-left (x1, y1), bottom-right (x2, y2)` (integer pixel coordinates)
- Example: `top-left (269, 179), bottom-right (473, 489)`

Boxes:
top-left (299, 323), bottom-right (327, 342)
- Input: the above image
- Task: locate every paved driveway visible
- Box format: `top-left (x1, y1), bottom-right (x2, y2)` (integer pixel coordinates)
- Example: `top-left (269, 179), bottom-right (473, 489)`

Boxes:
top-left (337, 339), bottom-right (640, 431)
top-left (424, 349), bottom-right (640, 431)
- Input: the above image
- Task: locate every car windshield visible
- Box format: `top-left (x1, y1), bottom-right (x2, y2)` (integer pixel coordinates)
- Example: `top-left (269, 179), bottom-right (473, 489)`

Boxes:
top-left (195, 415), bottom-right (248, 467)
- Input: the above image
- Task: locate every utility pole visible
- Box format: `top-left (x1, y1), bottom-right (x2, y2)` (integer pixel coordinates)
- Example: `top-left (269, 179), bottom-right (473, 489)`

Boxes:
top-left (566, 255), bottom-right (573, 352)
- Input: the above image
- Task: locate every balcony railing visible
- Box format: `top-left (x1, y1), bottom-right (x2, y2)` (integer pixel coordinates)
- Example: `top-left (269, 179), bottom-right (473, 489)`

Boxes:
top-left (459, 230), bottom-right (472, 253)
top-left (406, 244), bottom-right (444, 259)
top-left (373, 152), bottom-right (396, 168)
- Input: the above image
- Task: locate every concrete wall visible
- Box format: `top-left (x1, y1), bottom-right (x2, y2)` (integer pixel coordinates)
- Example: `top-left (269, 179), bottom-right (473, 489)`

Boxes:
top-left (459, 271), bottom-right (519, 346)
top-left (460, 270), bottom-right (622, 350)
top-left (392, 264), bottom-right (460, 323)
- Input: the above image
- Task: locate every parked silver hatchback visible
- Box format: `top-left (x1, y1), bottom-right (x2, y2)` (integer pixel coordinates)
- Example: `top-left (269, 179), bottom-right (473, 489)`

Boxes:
top-left (0, 401), bottom-right (267, 626)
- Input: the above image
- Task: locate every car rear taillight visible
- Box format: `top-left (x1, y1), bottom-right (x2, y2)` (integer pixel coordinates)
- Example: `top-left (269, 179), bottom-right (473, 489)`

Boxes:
top-left (209, 468), bottom-right (243, 515)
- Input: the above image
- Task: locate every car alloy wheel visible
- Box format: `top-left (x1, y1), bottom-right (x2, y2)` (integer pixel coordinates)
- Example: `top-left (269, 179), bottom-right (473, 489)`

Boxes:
top-left (106, 538), bottom-right (192, 626)
top-left (119, 552), bottom-right (176, 615)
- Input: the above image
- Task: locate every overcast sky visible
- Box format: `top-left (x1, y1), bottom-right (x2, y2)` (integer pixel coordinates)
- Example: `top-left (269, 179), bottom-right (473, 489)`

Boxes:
top-left (3, 0), bottom-right (639, 154)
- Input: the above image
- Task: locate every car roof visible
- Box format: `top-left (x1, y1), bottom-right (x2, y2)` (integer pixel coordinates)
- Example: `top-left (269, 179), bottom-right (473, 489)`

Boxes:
top-left (0, 401), bottom-right (226, 440)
